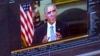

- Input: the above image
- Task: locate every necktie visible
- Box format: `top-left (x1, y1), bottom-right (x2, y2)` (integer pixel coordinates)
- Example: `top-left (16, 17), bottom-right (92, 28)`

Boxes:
top-left (50, 26), bottom-right (56, 41)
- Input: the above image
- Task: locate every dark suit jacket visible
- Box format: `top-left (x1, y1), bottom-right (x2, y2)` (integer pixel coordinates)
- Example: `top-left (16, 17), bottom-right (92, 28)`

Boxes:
top-left (32, 21), bottom-right (69, 45)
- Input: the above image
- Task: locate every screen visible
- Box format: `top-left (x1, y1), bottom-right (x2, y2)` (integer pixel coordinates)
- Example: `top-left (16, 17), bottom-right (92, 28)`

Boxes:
top-left (9, 0), bottom-right (88, 51)
top-left (9, 0), bottom-right (100, 56)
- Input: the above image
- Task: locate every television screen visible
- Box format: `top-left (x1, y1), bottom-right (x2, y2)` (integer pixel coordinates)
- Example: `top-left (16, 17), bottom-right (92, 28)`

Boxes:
top-left (8, 0), bottom-right (100, 56)
top-left (9, 0), bottom-right (88, 51)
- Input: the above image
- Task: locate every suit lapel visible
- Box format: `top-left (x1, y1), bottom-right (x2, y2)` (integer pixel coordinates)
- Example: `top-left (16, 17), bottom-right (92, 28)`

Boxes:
top-left (56, 21), bottom-right (61, 32)
top-left (44, 23), bottom-right (47, 35)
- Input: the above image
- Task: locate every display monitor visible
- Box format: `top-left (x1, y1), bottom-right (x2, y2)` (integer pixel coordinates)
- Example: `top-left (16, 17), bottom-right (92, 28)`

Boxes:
top-left (9, 0), bottom-right (88, 51)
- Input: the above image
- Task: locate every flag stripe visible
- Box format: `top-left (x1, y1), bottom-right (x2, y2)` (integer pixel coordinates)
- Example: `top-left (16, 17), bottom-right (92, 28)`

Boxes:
top-left (26, 13), bottom-right (33, 43)
top-left (20, 21), bottom-right (31, 45)
top-left (25, 7), bottom-right (33, 43)
top-left (20, 3), bottom-right (34, 46)
top-left (20, 10), bottom-right (31, 45)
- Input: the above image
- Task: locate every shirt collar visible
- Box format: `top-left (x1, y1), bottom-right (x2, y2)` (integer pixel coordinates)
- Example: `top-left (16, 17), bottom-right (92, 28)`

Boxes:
top-left (47, 21), bottom-right (56, 28)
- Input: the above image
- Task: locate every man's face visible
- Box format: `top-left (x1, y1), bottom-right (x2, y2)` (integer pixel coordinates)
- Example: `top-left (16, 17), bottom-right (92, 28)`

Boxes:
top-left (45, 5), bottom-right (57, 24)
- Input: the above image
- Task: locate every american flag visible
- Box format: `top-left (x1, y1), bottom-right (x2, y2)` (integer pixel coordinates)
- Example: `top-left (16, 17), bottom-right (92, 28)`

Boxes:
top-left (20, 3), bottom-right (34, 46)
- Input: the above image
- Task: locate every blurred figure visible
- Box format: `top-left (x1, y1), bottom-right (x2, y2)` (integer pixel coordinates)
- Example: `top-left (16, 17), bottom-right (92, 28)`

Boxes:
top-left (32, 3), bottom-right (69, 45)
top-left (32, 2), bottom-right (43, 29)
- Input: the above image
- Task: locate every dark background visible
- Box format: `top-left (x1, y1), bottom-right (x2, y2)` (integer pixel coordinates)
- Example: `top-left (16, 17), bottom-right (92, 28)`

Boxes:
top-left (0, 0), bottom-right (10, 56)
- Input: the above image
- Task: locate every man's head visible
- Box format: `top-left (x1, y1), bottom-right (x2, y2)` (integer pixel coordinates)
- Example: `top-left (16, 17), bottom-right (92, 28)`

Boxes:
top-left (44, 3), bottom-right (57, 24)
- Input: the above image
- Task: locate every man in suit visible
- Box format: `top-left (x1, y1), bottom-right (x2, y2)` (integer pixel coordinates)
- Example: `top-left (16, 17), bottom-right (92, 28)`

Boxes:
top-left (32, 3), bottom-right (69, 45)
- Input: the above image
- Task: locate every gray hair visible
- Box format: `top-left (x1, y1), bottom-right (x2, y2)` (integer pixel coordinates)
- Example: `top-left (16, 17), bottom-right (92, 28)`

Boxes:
top-left (44, 3), bottom-right (57, 14)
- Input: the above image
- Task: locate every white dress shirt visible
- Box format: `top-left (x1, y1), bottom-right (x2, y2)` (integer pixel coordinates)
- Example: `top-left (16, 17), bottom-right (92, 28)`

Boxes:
top-left (47, 22), bottom-right (56, 42)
